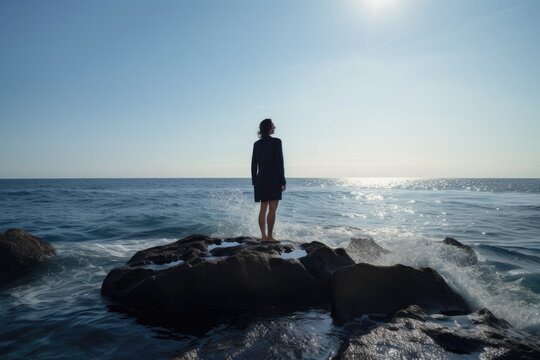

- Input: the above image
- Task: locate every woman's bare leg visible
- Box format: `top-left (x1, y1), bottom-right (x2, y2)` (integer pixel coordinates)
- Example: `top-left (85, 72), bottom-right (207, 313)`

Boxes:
top-left (266, 200), bottom-right (279, 242)
top-left (259, 201), bottom-right (269, 240)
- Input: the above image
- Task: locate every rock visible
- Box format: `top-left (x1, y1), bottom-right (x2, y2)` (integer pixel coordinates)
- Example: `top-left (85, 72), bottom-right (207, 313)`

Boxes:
top-left (346, 237), bottom-right (389, 263)
top-left (336, 306), bottom-right (540, 360)
top-left (331, 263), bottom-right (469, 324)
top-left (442, 237), bottom-right (478, 265)
top-left (101, 234), bottom-right (354, 329)
top-left (0, 228), bottom-right (56, 282)
top-left (298, 241), bottom-right (355, 296)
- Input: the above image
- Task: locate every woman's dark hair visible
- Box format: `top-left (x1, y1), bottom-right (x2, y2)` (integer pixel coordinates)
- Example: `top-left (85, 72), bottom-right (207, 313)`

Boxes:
top-left (258, 118), bottom-right (274, 138)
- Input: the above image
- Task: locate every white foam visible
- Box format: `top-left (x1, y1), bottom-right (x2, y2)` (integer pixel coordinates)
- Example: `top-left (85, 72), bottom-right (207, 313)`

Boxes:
top-left (7, 238), bottom-right (175, 309)
top-left (207, 241), bottom-right (241, 251)
top-left (369, 230), bottom-right (540, 332)
top-left (58, 238), bottom-right (174, 259)
top-left (143, 259), bottom-right (185, 270)
top-left (508, 269), bottom-right (528, 276)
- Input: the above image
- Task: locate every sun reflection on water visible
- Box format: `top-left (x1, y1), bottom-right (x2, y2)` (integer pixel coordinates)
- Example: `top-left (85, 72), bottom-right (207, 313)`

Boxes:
top-left (336, 177), bottom-right (418, 188)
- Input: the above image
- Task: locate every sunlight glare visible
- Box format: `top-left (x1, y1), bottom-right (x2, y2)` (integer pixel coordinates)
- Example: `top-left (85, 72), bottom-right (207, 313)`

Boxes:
top-left (346, 0), bottom-right (401, 18)
top-left (364, 0), bottom-right (397, 11)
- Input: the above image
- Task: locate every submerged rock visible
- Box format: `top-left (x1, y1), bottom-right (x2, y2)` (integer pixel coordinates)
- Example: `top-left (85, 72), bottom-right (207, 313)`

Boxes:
top-left (442, 237), bottom-right (478, 266)
top-left (331, 263), bottom-right (469, 324)
top-left (0, 228), bottom-right (56, 283)
top-left (336, 305), bottom-right (540, 360)
top-left (346, 237), bottom-right (389, 263)
top-left (101, 234), bottom-right (354, 329)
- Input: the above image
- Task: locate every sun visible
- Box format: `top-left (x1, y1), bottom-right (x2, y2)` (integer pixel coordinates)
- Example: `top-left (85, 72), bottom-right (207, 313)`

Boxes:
top-left (345, 0), bottom-right (400, 16)
top-left (364, 0), bottom-right (397, 10)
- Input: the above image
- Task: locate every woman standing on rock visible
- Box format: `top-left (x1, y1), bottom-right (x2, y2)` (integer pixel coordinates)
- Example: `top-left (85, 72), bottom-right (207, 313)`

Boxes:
top-left (251, 118), bottom-right (286, 243)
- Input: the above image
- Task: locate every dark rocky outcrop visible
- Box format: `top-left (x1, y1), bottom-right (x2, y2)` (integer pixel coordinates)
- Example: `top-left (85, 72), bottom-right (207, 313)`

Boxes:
top-left (0, 229), bottom-right (56, 282)
top-left (442, 237), bottom-right (478, 266)
top-left (101, 233), bottom-right (539, 357)
top-left (346, 237), bottom-right (389, 263)
top-left (298, 241), bottom-right (355, 296)
top-left (335, 306), bottom-right (540, 360)
top-left (102, 234), bottom-right (354, 328)
top-left (331, 263), bottom-right (469, 324)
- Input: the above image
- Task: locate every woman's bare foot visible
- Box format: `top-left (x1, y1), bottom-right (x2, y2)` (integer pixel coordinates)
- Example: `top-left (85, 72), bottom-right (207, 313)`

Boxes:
top-left (262, 237), bottom-right (280, 243)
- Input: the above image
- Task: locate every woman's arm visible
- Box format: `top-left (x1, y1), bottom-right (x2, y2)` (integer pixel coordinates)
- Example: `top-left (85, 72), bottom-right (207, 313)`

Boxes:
top-left (276, 139), bottom-right (286, 187)
top-left (251, 143), bottom-right (257, 185)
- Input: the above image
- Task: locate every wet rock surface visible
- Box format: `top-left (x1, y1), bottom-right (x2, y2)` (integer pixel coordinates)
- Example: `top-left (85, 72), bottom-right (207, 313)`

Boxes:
top-left (335, 305), bottom-right (540, 360)
top-left (346, 236), bottom-right (389, 263)
top-left (0, 228), bottom-right (56, 283)
top-left (101, 234), bottom-right (354, 329)
top-left (443, 236), bottom-right (478, 266)
top-left (102, 234), bottom-right (540, 357)
top-left (331, 263), bottom-right (470, 324)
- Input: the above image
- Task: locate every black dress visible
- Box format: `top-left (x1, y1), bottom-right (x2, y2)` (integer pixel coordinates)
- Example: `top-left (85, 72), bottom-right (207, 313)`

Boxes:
top-left (251, 136), bottom-right (286, 202)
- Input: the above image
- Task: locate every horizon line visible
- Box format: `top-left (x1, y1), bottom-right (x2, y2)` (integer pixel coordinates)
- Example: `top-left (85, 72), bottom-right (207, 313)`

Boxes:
top-left (1, 176), bottom-right (539, 180)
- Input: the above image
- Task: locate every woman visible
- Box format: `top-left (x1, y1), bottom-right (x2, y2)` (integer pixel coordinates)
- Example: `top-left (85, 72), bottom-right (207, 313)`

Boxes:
top-left (251, 118), bottom-right (286, 243)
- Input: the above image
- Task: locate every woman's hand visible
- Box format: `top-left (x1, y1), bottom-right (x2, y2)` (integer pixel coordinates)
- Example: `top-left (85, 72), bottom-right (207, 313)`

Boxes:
top-left (281, 185), bottom-right (286, 192)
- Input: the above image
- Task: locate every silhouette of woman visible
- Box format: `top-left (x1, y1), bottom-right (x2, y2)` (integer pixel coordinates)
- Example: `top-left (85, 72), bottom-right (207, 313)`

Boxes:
top-left (251, 118), bottom-right (286, 243)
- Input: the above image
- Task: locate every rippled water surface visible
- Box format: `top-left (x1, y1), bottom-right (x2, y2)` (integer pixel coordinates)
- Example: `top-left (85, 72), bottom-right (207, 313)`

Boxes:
top-left (0, 178), bottom-right (539, 359)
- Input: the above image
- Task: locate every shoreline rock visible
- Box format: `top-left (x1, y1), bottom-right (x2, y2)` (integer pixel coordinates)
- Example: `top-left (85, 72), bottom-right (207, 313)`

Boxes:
top-left (0, 228), bottom-right (56, 283)
top-left (101, 234), bottom-right (354, 328)
top-left (442, 236), bottom-right (478, 266)
top-left (102, 234), bottom-right (471, 332)
top-left (102, 234), bottom-right (540, 357)
top-left (346, 236), bottom-right (389, 263)
top-left (331, 263), bottom-right (470, 324)
top-left (335, 305), bottom-right (540, 359)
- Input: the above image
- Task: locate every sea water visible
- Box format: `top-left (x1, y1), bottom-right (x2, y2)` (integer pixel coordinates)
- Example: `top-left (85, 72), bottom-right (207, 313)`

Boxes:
top-left (0, 178), bottom-right (539, 359)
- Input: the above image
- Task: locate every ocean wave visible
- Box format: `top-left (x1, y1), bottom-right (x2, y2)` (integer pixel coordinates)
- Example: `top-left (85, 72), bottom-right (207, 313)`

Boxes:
top-left (371, 235), bottom-right (540, 333)
top-left (477, 244), bottom-right (540, 266)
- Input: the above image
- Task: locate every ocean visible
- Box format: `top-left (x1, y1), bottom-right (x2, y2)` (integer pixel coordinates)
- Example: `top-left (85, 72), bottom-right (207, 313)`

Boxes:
top-left (0, 178), bottom-right (539, 359)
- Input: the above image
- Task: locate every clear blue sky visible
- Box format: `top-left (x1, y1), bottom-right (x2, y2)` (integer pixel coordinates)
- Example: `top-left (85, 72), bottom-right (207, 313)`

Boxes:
top-left (1, 0), bottom-right (539, 178)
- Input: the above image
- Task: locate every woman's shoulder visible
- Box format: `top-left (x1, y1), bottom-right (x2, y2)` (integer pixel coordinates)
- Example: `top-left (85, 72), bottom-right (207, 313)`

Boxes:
top-left (254, 136), bottom-right (281, 145)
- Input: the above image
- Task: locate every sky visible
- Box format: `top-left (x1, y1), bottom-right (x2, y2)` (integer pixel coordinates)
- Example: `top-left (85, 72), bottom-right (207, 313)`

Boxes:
top-left (1, 0), bottom-right (539, 178)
